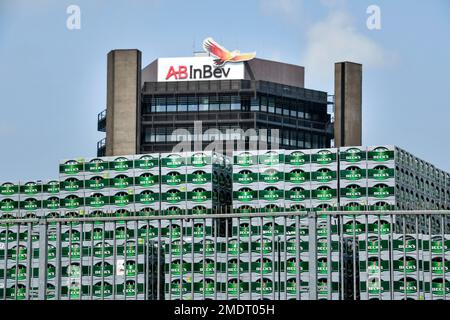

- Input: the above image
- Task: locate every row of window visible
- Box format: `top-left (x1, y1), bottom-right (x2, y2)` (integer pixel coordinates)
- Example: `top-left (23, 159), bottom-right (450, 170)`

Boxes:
top-left (143, 127), bottom-right (328, 149)
top-left (142, 95), bottom-right (327, 121)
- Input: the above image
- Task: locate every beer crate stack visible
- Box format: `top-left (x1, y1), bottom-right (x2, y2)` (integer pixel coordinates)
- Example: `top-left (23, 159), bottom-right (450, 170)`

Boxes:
top-left (310, 148), bottom-right (339, 212)
top-left (416, 234), bottom-right (450, 300)
top-left (231, 149), bottom-right (341, 300)
top-left (164, 236), bottom-right (227, 300)
top-left (0, 180), bottom-right (41, 299)
top-left (161, 151), bottom-right (231, 300)
top-left (366, 146), bottom-right (396, 212)
top-left (230, 150), bottom-right (286, 299)
top-left (57, 156), bottom-right (148, 299)
top-left (339, 146), bottom-right (368, 212)
top-left (342, 146), bottom-right (397, 299)
top-left (284, 149), bottom-right (312, 213)
top-left (310, 148), bottom-right (341, 300)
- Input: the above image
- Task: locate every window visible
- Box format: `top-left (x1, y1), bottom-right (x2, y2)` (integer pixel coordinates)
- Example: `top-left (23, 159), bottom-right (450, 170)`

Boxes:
top-left (305, 133), bottom-right (311, 148)
top-left (231, 96), bottom-right (240, 110)
top-left (155, 97), bottom-right (166, 113)
top-left (209, 96), bottom-right (220, 111)
top-left (199, 96), bottom-right (209, 111)
top-left (167, 97), bottom-right (176, 112)
top-left (188, 96), bottom-right (198, 112)
top-left (290, 131), bottom-right (297, 147)
top-left (282, 130), bottom-right (289, 145)
top-left (268, 98), bottom-right (275, 113)
top-left (156, 134), bottom-right (166, 142)
top-left (178, 96), bottom-right (188, 112)
top-left (261, 96), bottom-right (268, 112)
top-left (250, 98), bottom-right (259, 112)
top-left (312, 134), bottom-right (319, 149)
top-left (275, 106), bottom-right (282, 115)
top-left (220, 96), bottom-right (231, 111)
top-left (144, 128), bottom-right (155, 143)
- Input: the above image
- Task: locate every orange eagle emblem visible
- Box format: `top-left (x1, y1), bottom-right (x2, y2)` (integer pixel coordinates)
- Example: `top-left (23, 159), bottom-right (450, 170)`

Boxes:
top-left (203, 37), bottom-right (256, 67)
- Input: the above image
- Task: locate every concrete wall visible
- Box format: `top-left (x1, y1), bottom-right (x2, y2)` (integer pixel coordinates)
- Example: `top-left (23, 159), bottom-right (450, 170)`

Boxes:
top-left (141, 59), bottom-right (158, 85)
top-left (105, 49), bottom-right (141, 156)
top-left (334, 62), bottom-right (362, 147)
top-left (245, 58), bottom-right (304, 88)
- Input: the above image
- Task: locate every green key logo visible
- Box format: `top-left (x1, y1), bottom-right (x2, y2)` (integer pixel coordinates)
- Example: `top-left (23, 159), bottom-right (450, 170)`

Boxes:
top-left (369, 147), bottom-right (394, 162)
top-left (341, 166), bottom-right (364, 181)
top-left (165, 171), bottom-right (184, 186)
top-left (190, 170), bottom-right (208, 184)
top-left (314, 150), bottom-right (335, 165)
top-left (235, 188), bottom-right (255, 202)
top-left (314, 186), bottom-right (335, 201)
top-left (138, 190), bottom-right (157, 204)
top-left (260, 187), bottom-right (282, 201)
top-left (341, 148), bottom-right (364, 163)
top-left (45, 181), bottom-right (60, 194)
top-left (1, 183), bottom-right (18, 196)
top-left (286, 169), bottom-right (308, 184)
top-left (86, 159), bottom-right (106, 173)
top-left (191, 152), bottom-right (209, 167)
top-left (86, 176), bottom-right (106, 190)
top-left (369, 184), bottom-right (393, 199)
top-left (287, 151), bottom-right (308, 166)
top-left (369, 165), bottom-right (394, 180)
top-left (137, 172), bottom-right (158, 187)
top-left (163, 154), bottom-right (184, 168)
top-left (22, 182), bottom-right (40, 195)
top-left (111, 157), bottom-right (131, 171)
top-left (235, 152), bottom-right (255, 166)
top-left (1, 199), bottom-right (17, 212)
top-left (314, 168), bottom-right (335, 183)
top-left (260, 168), bottom-right (282, 183)
top-left (287, 187), bottom-right (308, 202)
top-left (135, 155), bottom-right (158, 170)
top-left (259, 151), bottom-right (281, 166)
top-left (342, 184), bottom-right (365, 199)
top-left (112, 175), bottom-right (131, 188)
top-left (61, 160), bottom-right (82, 175)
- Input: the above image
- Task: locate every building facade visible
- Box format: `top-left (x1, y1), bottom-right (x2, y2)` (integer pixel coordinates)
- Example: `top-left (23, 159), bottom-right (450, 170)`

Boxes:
top-left (97, 48), bottom-right (362, 157)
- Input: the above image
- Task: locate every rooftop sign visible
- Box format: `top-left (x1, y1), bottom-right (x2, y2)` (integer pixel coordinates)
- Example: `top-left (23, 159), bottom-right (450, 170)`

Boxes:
top-left (157, 38), bottom-right (256, 82)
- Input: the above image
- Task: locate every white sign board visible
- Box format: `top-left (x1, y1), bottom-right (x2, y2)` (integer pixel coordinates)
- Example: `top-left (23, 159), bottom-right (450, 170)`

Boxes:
top-left (157, 57), bottom-right (245, 82)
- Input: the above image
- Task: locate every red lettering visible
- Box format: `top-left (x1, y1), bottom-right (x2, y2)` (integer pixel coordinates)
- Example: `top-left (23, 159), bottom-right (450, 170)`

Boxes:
top-left (165, 65), bottom-right (188, 80)
top-left (178, 66), bottom-right (188, 79)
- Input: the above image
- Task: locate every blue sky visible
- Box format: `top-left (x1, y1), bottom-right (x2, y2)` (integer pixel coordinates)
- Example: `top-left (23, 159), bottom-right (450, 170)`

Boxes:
top-left (0, 0), bottom-right (449, 181)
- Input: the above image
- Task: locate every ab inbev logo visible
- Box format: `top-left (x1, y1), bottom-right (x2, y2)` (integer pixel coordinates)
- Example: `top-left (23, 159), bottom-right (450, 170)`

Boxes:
top-left (157, 37), bottom-right (256, 82)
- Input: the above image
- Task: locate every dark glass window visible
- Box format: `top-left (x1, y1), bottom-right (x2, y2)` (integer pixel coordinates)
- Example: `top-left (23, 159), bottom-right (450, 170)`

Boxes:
top-left (178, 96), bottom-right (188, 112)
top-left (156, 97), bottom-right (166, 113)
top-left (220, 96), bottom-right (231, 111)
top-left (199, 96), bottom-right (209, 111)
top-left (250, 97), bottom-right (259, 112)
top-left (210, 96), bottom-right (220, 111)
top-left (305, 133), bottom-right (311, 148)
top-left (188, 96), bottom-right (198, 112)
top-left (231, 96), bottom-right (240, 110)
top-left (268, 98), bottom-right (275, 113)
top-left (260, 96), bottom-right (268, 112)
top-left (167, 97), bottom-right (176, 112)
